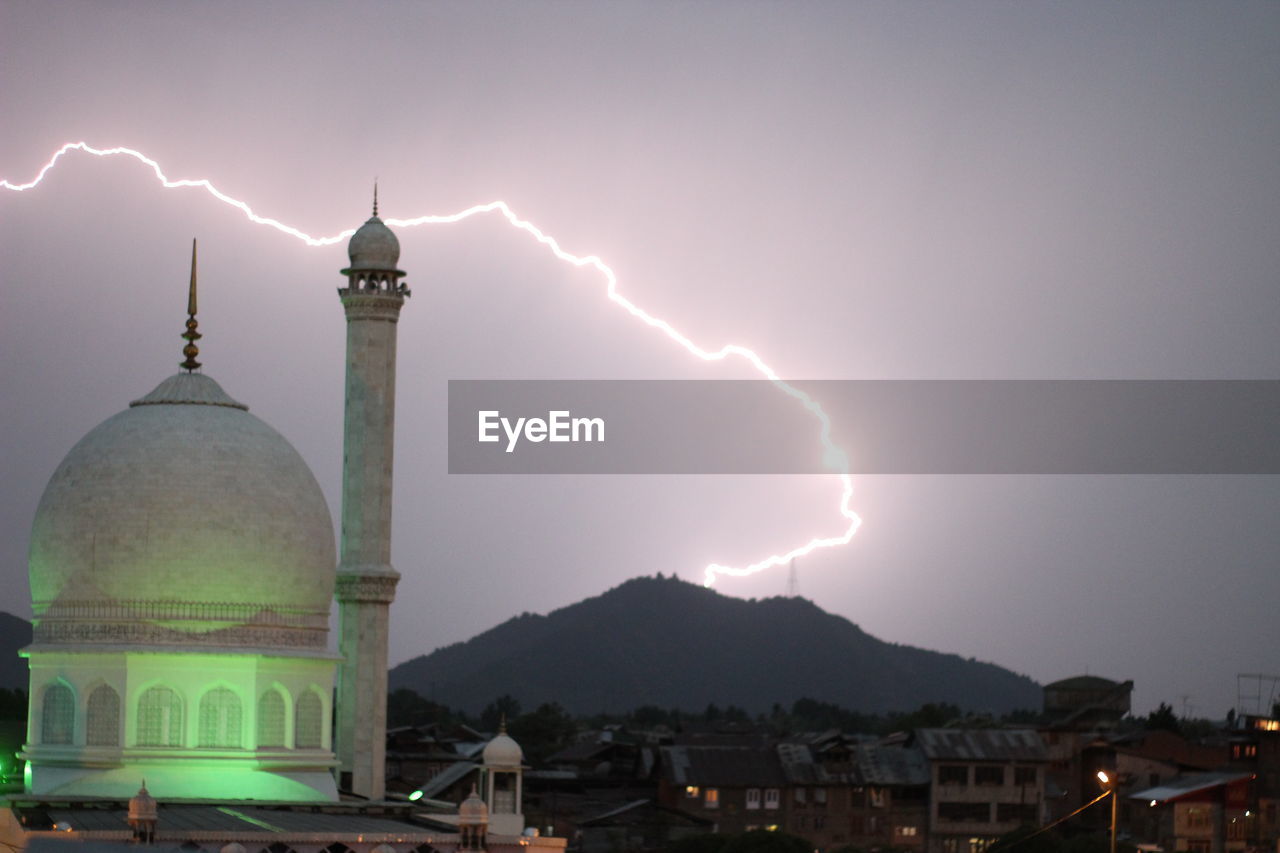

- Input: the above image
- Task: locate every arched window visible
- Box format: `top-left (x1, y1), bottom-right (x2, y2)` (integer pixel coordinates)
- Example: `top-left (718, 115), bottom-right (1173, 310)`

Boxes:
top-left (41, 683), bottom-right (74, 745)
top-left (295, 690), bottom-right (323, 748)
top-left (86, 684), bottom-right (121, 746)
top-left (257, 689), bottom-right (286, 748)
top-left (198, 687), bottom-right (242, 748)
top-left (137, 686), bottom-right (183, 747)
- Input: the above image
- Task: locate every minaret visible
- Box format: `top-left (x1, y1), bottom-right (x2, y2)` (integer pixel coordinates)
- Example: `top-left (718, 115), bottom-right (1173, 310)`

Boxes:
top-left (334, 191), bottom-right (410, 799)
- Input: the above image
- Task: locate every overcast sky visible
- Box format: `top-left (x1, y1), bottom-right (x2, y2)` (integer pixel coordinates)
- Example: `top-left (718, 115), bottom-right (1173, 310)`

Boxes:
top-left (2, 0), bottom-right (1278, 718)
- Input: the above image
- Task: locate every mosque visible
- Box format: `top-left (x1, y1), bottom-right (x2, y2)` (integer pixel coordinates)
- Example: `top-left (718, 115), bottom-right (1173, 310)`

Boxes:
top-left (0, 208), bottom-right (562, 853)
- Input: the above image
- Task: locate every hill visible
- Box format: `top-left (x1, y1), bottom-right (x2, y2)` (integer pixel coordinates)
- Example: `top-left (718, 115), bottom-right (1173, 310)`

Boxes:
top-left (389, 575), bottom-right (1040, 715)
top-left (0, 612), bottom-right (31, 690)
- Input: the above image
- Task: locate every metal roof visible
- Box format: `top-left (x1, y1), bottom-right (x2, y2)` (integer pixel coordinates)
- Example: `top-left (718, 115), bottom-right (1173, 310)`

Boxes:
top-left (34, 802), bottom-right (444, 837)
top-left (1129, 771), bottom-right (1253, 804)
top-left (418, 759), bottom-right (479, 798)
top-left (855, 742), bottom-right (931, 786)
top-left (914, 729), bottom-right (1046, 762)
top-left (661, 745), bottom-right (789, 787)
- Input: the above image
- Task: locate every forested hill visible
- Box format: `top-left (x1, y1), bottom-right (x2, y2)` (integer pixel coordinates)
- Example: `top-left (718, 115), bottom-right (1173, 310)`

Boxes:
top-left (389, 575), bottom-right (1040, 715)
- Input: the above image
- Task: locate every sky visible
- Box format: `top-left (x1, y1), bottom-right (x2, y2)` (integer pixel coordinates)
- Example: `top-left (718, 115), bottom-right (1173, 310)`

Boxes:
top-left (1, 0), bottom-right (1278, 718)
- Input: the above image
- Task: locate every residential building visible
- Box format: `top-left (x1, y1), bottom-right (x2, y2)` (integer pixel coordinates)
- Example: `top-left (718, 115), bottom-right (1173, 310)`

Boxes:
top-left (911, 728), bottom-right (1047, 853)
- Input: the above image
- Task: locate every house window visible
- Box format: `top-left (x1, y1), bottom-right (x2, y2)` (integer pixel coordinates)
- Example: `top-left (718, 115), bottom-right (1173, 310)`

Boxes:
top-left (869, 786), bottom-right (886, 808)
top-left (764, 788), bottom-right (780, 810)
top-left (1185, 807), bottom-right (1210, 829)
top-left (940, 765), bottom-right (968, 786)
top-left (938, 802), bottom-right (992, 823)
top-left (704, 788), bottom-right (720, 809)
top-left (138, 686), bottom-right (183, 747)
top-left (975, 766), bottom-right (1004, 786)
top-left (746, 788), bottom-right (762, 810)
top-left (795, 787), bottom-right (807, 804)
top-left (295, 690), bottom-right (323, 748)
top-left (685, 786), bottom-right (700, 798)
top-left (41, 683), bottom-right (75, 745)
top-left (1014, 766), bottom-right (1037, 786)
top-left (257, 690), bottom-right (286, 747)
top-left (996, 803), bottom-right (1038, 824)
top-left (814, 816), bottom-right (826, 830)
top-left (896, 826), bottom-right (919, 837)
top-left (198, 688), bottom-right (242, 748)
top-left (814, 787), bottom-right (828, 806)
top-left (86, 685), bottom-right (120, 746)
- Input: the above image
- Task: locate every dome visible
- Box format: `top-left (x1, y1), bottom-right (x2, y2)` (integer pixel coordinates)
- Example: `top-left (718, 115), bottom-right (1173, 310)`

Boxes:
top-left (28, 372), bottom-right (336, 651)
top-left (458, 785), bottom-right (488, 823)
top-left (343, 215), bottom-right (402, 274)
top-left (483, 731), bottom-right (523, 767)
top-left (127, 782), bottom-right (158, 821)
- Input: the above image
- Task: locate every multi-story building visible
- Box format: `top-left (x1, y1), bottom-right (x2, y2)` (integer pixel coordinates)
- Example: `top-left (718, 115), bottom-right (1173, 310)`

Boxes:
top-left (911, 728), bottom-right (1047, 853)
top-left (658, 742), bottom-right (791, 836)
top-left (1129, 771), bottom-right (1254, 853)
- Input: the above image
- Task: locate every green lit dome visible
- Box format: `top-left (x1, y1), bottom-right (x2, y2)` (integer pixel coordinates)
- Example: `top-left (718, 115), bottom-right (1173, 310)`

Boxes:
top-left (27, 373), bottom-right (335, 651)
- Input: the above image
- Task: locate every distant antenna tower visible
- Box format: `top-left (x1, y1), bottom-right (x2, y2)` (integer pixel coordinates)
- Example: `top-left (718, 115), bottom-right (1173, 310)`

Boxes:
top-left (1237, 673), bottom-right (1280, 716)
top-left (1178, 694), bottom-right (1195, 719)
top-left (786, 559), bottom-right (799, 597)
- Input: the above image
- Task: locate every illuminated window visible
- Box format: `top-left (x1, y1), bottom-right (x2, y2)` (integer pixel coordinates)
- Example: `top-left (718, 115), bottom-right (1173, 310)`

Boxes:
top-left (86, 685), bottom-right (120, 746)
top-left (1185, 807), bottom-right (1211, 829)
top-left (764, 788), bottom-right (780, 809)
top-left (1254, 718), bottom-right (1279, 732)
top-left (257, 690), bottom-right (286, 747)
top-left (198, 687), bottom-right (242, 748)
top-left (704, 788), bottom-right (720, 809)
top-left (138, 686), bottom-right (183, 747)
top-left (869, 786), bottom-right (886, 808)
top-left (896, 826), bottom-right (919, 837)
top-left (1232, 744), bottom-right (1258, 759)
top-left (765, 825), bottom-right (779, 832)
top-left (295, 690), bottom-right (323, 748)
top-left (685, 786), bottom-right (700, 798)
top-left (746, 788), bottom-right (761, 810)
top-left (41, 684), bottom-right (74, 745)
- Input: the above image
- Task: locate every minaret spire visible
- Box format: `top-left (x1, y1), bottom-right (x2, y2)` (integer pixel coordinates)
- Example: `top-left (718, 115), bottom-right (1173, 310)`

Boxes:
top-left (334, 205), bottom-right (408, 800)
top-left (372, 180), bottom-right (379, 218)
top-left (180, 238), bottom-right (202, 372)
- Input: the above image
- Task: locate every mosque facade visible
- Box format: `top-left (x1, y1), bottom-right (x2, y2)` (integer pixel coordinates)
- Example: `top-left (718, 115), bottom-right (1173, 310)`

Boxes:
top-left (1, 210), bottom-right (561, 853)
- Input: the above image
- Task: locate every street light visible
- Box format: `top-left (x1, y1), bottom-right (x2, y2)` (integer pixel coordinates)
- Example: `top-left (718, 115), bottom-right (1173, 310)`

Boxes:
top-left (1096, 771), bottom-right (1117, 853)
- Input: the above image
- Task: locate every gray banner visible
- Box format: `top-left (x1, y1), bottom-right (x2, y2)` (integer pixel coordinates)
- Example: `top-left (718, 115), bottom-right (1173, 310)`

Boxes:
top-left (447, 380), bottom-right (1280, 474)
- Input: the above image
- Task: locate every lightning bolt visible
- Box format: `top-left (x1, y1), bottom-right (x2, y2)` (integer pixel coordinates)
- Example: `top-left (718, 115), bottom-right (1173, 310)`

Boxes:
top-left (3, 141), bottom-right (861, 587)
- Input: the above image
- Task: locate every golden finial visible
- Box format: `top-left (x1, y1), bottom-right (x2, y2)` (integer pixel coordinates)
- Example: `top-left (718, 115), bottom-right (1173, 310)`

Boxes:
top-left (372, 179), bottom-right (379, 218)
top-left (498, 713), bottom-right (507, 735)
top-left (180, 238), bottom-right (202, 372)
